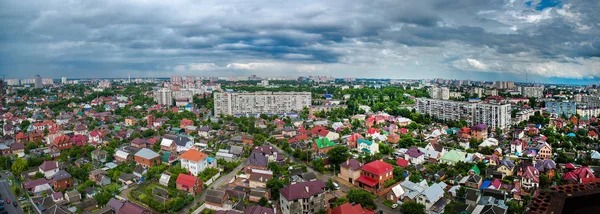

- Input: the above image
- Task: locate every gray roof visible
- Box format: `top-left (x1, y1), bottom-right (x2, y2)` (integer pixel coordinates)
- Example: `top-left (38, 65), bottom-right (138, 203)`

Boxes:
top-left (421, 183), bottom-right (444, 202)
top-left (52, 170), bottom-right (72, 181)
top-left (134, 148), bottom-right (159, 159)
top-left (206, 189), bottom-right (227, 205)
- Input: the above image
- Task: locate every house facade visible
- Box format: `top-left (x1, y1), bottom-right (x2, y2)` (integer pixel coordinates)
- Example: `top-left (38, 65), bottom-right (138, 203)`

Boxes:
top-left (355, 160), bottom-right (394, 195)
top-left (179, 149), bottom-right (209, 176)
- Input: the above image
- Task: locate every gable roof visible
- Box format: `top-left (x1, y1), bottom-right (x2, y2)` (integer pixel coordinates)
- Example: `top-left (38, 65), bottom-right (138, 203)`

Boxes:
top-left (357, 138), bottom-right (373, 146)
top-left (421, 183), bottom-right (444, 202)
top-left (206, 189), bottom-right (227, 205)
top-left (244, 206), bottom-right (275, 214)
top-left (340, 159), bottom-right (362, 171)
top-left (39, 160), bottom-right (58, 171)
top-left (176, 173), bottom-right (198, 187)
top-left (134, 148), bottom-right (160, 160)
top-left (331, 202), bottom-right (374, 214)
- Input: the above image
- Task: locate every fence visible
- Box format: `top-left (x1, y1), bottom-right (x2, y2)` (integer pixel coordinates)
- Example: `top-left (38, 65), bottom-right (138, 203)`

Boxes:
top-left (204, 171), bottom-right (222, 186)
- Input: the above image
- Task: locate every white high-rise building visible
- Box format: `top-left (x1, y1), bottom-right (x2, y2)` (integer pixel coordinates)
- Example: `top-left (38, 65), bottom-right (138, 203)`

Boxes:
top-left (416, 98), bottom-right (511, 129)
top-left (428, 87), bottom-right (450, 100)
top-left (154, 88), bottom-right (173, 106)
top-left (5, 79), bottom-right (20, 86)
top-left (521, 86), bottom-right (544, 98)
top-left (61, 77), bottom-right (67, 84)
top-left (42, 78), bottom-right (53, 85)
top-left (214, 91), bottom-right (311, 115)
top-left (170, 76), bottom-right (183, 85)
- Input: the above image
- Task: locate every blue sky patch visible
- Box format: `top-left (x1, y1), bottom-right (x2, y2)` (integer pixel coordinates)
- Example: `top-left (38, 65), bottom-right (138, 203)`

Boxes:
top-left (527, 0), bottom-right (562, 11)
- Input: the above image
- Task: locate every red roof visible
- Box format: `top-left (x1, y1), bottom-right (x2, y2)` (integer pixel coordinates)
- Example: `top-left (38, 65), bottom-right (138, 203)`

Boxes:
top-left (318, 129), bottom-right (330, 137)
top-left (399, 128), bottom-right (409, 134)
top-left (356, 175), bottom-right (378, 187)
top-left (331, 203), bottom-right (374, 214)
top-left (367, 128), bottom-right (379, 135)
top-left (176, 173), bottom-right (198, 187)
top-left (396, 158), bottom-right (409, 167)
top-left (310, 126), bottom-right (326, 135)
top-left (590, 130), bottom-right (597, 137)
top-left (16, 132), bottom-right (27, 139)
top-left (349, 133), bottom-right (364, 142)
top-left (362, 160), bottom-right (393, 175)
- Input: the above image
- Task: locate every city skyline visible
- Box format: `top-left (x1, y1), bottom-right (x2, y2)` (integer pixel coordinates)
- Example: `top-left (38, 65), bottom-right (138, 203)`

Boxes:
top-left (1, 0), bottom-right (599, 84)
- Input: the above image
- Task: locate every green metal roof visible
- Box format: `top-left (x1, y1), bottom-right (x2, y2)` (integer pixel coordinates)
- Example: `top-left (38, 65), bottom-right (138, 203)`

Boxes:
top-left (357, 138), bottom-right (373, 146)
top-left (315, 138), bottom-right (335, 149)
top-left (469, 165), bottom-right (480, 175)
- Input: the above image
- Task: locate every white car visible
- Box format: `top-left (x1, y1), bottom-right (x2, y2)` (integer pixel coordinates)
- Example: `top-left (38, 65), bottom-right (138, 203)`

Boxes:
top-left (391, 204), bottom-right (399, 209)
top-left (332, 182), bottom-right (340, 190)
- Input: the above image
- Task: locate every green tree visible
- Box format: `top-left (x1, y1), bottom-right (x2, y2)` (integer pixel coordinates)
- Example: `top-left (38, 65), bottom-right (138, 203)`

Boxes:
top-left (269, 162), bottom-right (281, 176)
top-left (401, 201), bottom-right (425, 214)
top-left (258, 197), bottom-right (268, 207)
top-left (334, 197), bottom-right (349, 208)
top-left (266, 178), bottom-right (285, 201)
top-left (327, 146), bottom-right (350, 171)
top-left (346, 189), bottom-right (377, 210)
top-left (539, 174), bottom-right (551, 188)
top-left (314, 158), bottom-right (325, 173)
top-left (11, 158), bottom-right (27, 176)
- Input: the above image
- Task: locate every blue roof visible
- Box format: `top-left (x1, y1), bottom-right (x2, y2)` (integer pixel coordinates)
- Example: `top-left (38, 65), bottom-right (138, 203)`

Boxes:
top-left (206, 157), bottom-right (215, 163)
top-left (468, 98), bottom-right (481, 101)
top-left (567, 133), bottom-right (576, 137)
top-left (480, 180), bottom-right (492, 190)
top-left (324, 94), bottom-right (333, 98)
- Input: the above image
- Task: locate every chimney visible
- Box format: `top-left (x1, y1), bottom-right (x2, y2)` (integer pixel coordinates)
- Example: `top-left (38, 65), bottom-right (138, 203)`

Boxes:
top-left (305, 185), bottom-right (309, 193)
top-left (346, 160), bottom-right (350, 165)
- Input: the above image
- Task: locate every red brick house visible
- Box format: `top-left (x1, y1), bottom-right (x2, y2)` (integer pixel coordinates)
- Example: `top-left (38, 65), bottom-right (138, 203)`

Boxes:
top-left (347, 133), bottom-right (364, 148)
top-left (356, 160), bottom-right (394, 195)
top-left (134, 148), bottom-right (161, 167)
top-left (52, 135), bottom-right (72, 151)
top-left (52, 170), bottom-right (73, 191)
top-left (15, 132), bottom-right (28, 144)
top-left (176, 174), bottom-right (203, 195)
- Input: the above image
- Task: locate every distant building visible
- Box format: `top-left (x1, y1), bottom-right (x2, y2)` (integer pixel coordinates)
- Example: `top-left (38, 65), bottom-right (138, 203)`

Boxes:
top-left (154, 88), bottom-right (173, 106)
top-left (546, 101), bottom-right (576, 117)
top-left (428, 86), bottom-right (449, 100)
top-left (34, 74), bottom-right (43, 88)
top-left (416, 98), bottom-right (511, 130)
top-left (213, 91), bottom-right (311, 115)
top-left (61, 77), bottom-right (67, 84)
top-left (521, 86), bottom-right (544, 98)
top-left (5, 79), bottom-right (20, 86)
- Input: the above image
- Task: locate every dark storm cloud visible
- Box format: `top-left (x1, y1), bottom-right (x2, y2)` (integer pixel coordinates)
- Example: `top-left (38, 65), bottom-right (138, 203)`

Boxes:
top-left (0, 0), bottom-right (598, 81)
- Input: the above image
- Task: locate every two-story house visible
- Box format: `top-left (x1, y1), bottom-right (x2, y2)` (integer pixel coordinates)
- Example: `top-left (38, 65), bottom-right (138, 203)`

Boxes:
top-left (404, 148), bottom-right (425, 165)
top-left (497, 158), bottom-right (515, 177)
top-left (115, 149), bottom-right (132, 163)
top-left (160, 138), bottom-right (176, 152)
top-left (176, 173), bottom-right (203, 195)
top-left (39, 161), bottom-right (59, 179)
top-left (416, 183), bottom-right (446, 211)
top-left (179, 149), bottom-right (209, 176)
top-left (357, 138), bottom-right (379, 155)
top-left (52, 135), bottom-right (73, 151)
top-left (536, 142), bottom-right (552, 160)
top-left (279, 180), bottom-right (326, 214)
top-left (356, 160), bottom-right (394, 195)
top-left (339, 159), bottom-right (362, 185)
top-left (52, 170), bottom-right (73, 191)
top-left (522, 166), bottom-right (540, 191)
top-left (312, 138), bottom-right (335, 154)
top-left (134, 148), bottom-right (161, 167)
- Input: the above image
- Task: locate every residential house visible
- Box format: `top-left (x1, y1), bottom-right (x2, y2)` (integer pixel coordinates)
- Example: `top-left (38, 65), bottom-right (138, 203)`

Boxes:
top-left (134, 148), bottom-right (161, 167)
top-left (312, 138), bottom-right (335, 154)
top-left (179, 149), bottom-right (209, 176)
top-left (535, 159), bottom-right (557, 178)
top-left (510, 139), bottom-right (526, 156)
top-left (249, 170), bottom-right (273, 188)
top-left (522, 166), bottom-right (540, 191)
top-left (11, 143), bottom-right (25, 157)
top-left (536, 142), bottom-right (553, 160)
top-left (471, 124), bottom-right (488, 141)
top-left (245, 152), bottom-right (269, 174)
top-left (339, 159), bottom-right (362, 185)
top-left (245, 206), bottom-right (275, 214)
top-left (52, 170), bottom-right (73, 191)
top-left (15, 132), bottom-right (28, 144)
top-left (458, 127), bottom-right (471, 142)
top-left (279, 180), bottom-right (326, 214)
top-left (176, 173), bottom-right (204, 195)
top-left (439, 150), bottom-right (466, 165)
top-left (51, 135), bottom-right (72, 150)
top-left (347, 133), bottom-right (364, 148)
top-left (159, 173), bottom-right (171, 186)
top-left (130, 138), bottom-right (147, 149)
top-left (160, 138), bottom-right (176, 152)
top-left (497, 158), bottom-right (515, 177)
top-left (39, 161), bottom-right (59, 179)
top-left (133, 165), bottom-right (147, 179)
top-left (65, 190), bottom-right (82, 204)
top-left (331, 202), bottom-right (374, 214)
top-left (404, 148), bottom-right (425, 165)
top-left (416, 183), bottom-right (446, 211)
top-left (356, 160), bottom-right (394, 195)
top-left (125, 116), bottom-right (137, 126)
top-left (115, 149), bottom-right (132, 163)
top-left (206, 189), bottom-right (230, 209)
top-left (89, 169), bottom-right (111, 186)
top-left (198, 126), bottom-right (210, 138)
top-left (357, 138), bottom-right (379, 155)
top-left (465, 175), bottom-right (483, 189)
top-left (92, 149), bottom-right (108, 162)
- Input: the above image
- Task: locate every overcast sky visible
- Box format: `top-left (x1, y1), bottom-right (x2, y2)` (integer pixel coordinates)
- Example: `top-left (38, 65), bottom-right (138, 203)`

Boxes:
top-left (0, 0), bottom-right (598, 84)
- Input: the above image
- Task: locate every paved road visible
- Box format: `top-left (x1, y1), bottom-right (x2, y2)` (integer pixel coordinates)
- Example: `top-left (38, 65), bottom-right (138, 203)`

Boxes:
top-left (182, 161), bottom-right (245, 214)
top-left (0, 179), bottom-right (24, 214)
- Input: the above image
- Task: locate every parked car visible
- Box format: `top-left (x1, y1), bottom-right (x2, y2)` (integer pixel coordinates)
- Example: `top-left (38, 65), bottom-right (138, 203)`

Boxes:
top-left (391, 204), bottom-right (399, 209)
top-left (4, 198), bottom-right (9, 204)
top-left (0, 199), bottom-right (4, 204)
top-left (333, 182), bottom-right (340, 190)
top-left (12, 201), bottom-right (17, 207)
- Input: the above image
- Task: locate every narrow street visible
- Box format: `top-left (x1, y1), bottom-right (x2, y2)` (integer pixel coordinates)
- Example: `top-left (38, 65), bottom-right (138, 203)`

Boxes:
top-left (0, 172), bottom-right (24, 214)
top-left (181, 160), bottom-right (245, 214)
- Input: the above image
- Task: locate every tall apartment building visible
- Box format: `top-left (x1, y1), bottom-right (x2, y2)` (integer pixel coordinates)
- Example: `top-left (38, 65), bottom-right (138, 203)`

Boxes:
top-left (545, 101), bottom-right (577, 117)
top-left (416, 98), bottom-right (511, 129)
top-left (521, 86), bottom-right (544, 98)
top-left (428, 87), bottom-right (449, 100)
top-left (213, 91), bottom-right (311, 115)
top-left (42, 78), bottom-right (53, 85)
top-left (61, 77), bottom-right (67, 84)
top-left (474, 102), bottom-right (511, 130)
top-left (470, 88), bottom-right (484, 98)
top-left (5, 79), bottom-right (20, 86)
top-left (493, 81), bottom-right (515, 89)
top-left (34, 75), bottom-right (43, 88)
top-left (154, 88), bottom-right (173, 106)
top-left (98, 80), bottom-right (112, 88)
top-left (171, 76), bottom-right (183, 85)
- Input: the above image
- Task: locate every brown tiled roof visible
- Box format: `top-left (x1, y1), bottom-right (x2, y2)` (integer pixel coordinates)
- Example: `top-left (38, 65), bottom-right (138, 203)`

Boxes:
top-left (280, 180), bottom-right (325, 201)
